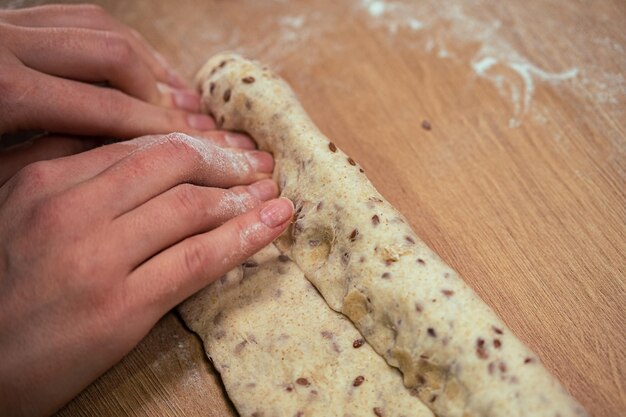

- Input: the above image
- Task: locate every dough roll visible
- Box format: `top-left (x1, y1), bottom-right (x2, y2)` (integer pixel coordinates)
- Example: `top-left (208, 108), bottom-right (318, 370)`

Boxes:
top-left (179, 245), bottom-right (434, 417)
top-left (190, 53), bottom-right (588, 417)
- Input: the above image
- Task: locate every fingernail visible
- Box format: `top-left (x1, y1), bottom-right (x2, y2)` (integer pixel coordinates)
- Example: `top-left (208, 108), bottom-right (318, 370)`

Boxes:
top-left (173, 89), bottom-right (200, 112)
top-left (245, 151), bottom-right (274, 173)
top-left (187, 113), bottom-right (215, 130)
top-left (248, 179), bottom-right (278, 201)
top-left (260, 198), bottom-right (293, 228)
top-left (225, 132), bottom-right (256, 150)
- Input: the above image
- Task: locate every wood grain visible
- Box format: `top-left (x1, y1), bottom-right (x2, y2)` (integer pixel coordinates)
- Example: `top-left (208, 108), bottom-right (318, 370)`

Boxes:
top-left (28, 0), bottom-right (623, 416)
top-left (56, 313), bottom-right (236, 417)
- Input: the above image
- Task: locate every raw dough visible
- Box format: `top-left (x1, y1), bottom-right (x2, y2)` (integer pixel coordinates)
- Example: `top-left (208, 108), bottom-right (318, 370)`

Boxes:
top-left (179, 245), bottom-right (433, 417)
top-left (186, 53), bottom-right (588, 417)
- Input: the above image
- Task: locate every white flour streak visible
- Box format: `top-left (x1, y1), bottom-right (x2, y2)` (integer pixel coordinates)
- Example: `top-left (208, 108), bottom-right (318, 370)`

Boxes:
top-left (358, 0), bottom-right (584, 127)
top-left (280, 15), bottom-right (305, 29)
top-left (275, 15), bottom-right (307, 43)
top-left (188, 136), bottom-right (251, 175)
top-left (407, 18), bottom-right (424, 31)
top-left (366, 1), bottom-right (387, 17)
top-left (215, 192), bottom-right (253, 218)
top-left (361, 0), bottom-right (425, 35)
top-left (510, 63), bottom-right (578, 117)
top-left (472, 57), bottom-right (497, 76)
top-left (471, 56), bottom-right (578, 126)
top-left (580, 70), bottom-right (625, 105)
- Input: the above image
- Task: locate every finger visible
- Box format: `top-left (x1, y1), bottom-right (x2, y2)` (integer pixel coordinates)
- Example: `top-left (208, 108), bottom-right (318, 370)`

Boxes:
top-left (71, 133), bottom-right (273, 217)
top-left (0, 4), bottom-right (187, 88)
top-left (0, 135), bottom-right (96, 186)
top-left (113, 179), bottom-right (278, 267)
top-left (4, 68), bottom-right (214, 139)
top-left (0, 132), bottom-right (255, 205)
top-left (44, 132), bottom-right (257, 189)
top-left (127, 197), bottom-right (294, 313)
top-left (5, 26), bottom-right (166, 106)
top-left (128, 29), bottom-right (189, 89)
top-left (159, 83), bottom-right (201, 112)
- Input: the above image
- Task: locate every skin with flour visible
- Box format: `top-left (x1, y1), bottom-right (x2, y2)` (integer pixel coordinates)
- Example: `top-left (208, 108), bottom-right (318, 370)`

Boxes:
top-left (192, 53), bottom-right (588, 417)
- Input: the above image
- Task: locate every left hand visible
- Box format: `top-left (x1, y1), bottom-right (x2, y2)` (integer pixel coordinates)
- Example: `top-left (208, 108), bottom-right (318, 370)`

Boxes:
top-left (0, 3), bottom-right (221, 178)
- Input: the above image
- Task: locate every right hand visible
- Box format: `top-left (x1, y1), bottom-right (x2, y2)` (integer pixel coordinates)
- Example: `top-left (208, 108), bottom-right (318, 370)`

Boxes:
top-left (0, 132), bottom-right (294, 417)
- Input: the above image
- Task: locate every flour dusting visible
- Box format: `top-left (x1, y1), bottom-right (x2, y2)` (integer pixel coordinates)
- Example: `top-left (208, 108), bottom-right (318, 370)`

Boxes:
top-left (239, 222), bottom-right (264, 250)
top-left (470, 55), bottom-right (578, 127)
top-left (367, 1), bottom-right (387, 17)
top-left (214, 191), bottom-right (254, 219)
top-left (218, 221), bottom-right (265, 266)
top-left (149, 320), bottom-right (205, 390)
top-left (472, 57), bottom-right (498, 76)
top-left (357, 0), bottom-right (588, 127)
top-left (407, 18), bottom-right (424, 31)
top-left (279, 15), bottom-right (305, 29)
top-left (126, 133), bottom-right (251, 175)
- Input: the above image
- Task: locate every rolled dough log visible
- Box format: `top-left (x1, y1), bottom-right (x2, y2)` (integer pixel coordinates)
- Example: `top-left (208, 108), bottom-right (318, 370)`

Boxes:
top-left (179, 245), bottom-right (433, 417)
top-left (190, 53), bottom-right (588, 417)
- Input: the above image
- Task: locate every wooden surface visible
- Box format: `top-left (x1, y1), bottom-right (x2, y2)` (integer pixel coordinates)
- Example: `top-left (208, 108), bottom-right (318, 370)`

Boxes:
top-left (56, 313), bottom-right (236, 417)
top-left (14, 0), bottom-right (620, 416)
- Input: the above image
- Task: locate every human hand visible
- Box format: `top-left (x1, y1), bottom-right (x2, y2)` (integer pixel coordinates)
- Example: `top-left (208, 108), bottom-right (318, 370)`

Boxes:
top-left (0, 4), bottom-right (215, 140)
top-left (0, 132), bottom-right (293, 417)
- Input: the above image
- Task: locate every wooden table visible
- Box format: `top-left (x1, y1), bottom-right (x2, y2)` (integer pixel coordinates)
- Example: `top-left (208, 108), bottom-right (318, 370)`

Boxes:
top-left (15, 0), bottom-right (621, 416)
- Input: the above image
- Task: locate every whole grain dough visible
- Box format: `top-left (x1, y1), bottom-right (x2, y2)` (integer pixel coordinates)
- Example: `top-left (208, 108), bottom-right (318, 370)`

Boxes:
top-left (188, 53), bottom-right (588, 417)
top-left (179, 245), bottom-right (434, 417)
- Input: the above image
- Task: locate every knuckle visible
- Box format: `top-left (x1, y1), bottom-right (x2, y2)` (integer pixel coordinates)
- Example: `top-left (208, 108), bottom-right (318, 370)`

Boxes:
top-left (13, 160), bottom-right (54, 191)
top-left (0, 65), bottom-right (18, 110)
top-left (181, 239), bottom-right (208, 278)
top-left (0, 64), bottom-right (35, 134)
top-left (103, 32), bottom-right (134, 68)
top-left (98, 88), bottom-right (129, 124)
top-left (241, 190), bottom-right (260, 208)
top-left (159, 133), bottom-right (202, 163)
top-left (229, 189), bottom-right (258, 212)
top-left (173, 184), bottom-right (203, 214)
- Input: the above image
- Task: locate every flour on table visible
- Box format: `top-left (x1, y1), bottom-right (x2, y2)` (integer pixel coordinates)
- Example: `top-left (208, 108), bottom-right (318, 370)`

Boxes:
top-left (357, 0), bottom-right (586, 127)
top-left (471, 55), bottom-right (578, 128)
